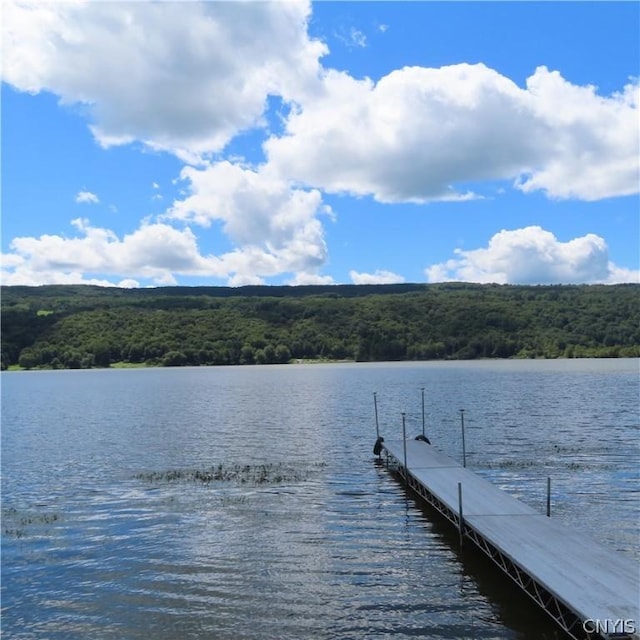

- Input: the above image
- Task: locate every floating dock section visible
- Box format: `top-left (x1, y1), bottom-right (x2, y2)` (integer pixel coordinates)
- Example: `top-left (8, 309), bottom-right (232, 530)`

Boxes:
top-left (380, 438), bottom-right (639, 640)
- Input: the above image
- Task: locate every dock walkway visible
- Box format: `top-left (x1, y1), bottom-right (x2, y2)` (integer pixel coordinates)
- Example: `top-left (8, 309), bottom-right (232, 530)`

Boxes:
top-left (381, 438), bottom-right (639, 640)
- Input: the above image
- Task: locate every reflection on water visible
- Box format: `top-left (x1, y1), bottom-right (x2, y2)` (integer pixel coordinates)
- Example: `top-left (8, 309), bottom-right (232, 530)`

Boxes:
top-left (2, 359), bottom-right (638, 639)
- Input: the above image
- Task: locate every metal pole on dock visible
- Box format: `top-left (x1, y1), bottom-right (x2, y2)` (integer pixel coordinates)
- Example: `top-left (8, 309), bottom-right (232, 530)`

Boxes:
top-left (459, 409), bottom-right (467, 468)
top-left (458, 482), bottom-right (464, 546)
top-left (373, 392), bottom-right (380, 439)
top-left (421, 387), bottom-right (425, 437)
top-left (402, 412), bottom-right (408, 485)
top-left (546, 477), bottom-right (551, 517)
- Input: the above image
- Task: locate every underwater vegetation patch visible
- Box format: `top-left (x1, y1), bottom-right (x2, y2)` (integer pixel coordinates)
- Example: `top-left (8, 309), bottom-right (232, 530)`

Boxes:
top-left (484, 460), bottom-right (539, 469)
top-left (134, 461), bottom-right (327, 485)
top-left (482, 459), bottom-right (614, 471)
top-left (2, 506), bottom-right (61, 539)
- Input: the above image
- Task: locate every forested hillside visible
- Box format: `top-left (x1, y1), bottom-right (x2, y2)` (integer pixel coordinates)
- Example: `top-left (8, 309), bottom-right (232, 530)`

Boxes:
top-left (1, 283), bottom-right (638, 370)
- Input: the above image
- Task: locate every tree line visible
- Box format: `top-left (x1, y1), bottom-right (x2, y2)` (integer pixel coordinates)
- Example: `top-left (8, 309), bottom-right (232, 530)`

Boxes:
top-left (1, 283), bottom-right (638, 370)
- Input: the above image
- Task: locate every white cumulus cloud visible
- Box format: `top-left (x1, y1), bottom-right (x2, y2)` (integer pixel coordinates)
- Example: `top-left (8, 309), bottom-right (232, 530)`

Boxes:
top-left (335, 26), bottom-right (367, 49)
top-left (350, 269), bottom-right (405, 285)
top-left (266, 64), bottom-right (638, 203)
top-left (286, 272), bottom-right (335, 286)
top-left (2, 0), bottom-right (326, 159)
top-left (75, 190), bottom-right (99, 204)
top-left (424, 226), bottom-right (640, 285)
top-left (516, 69), bottom-right (639, 200)
top-left (1, 196), bottom-right (334, 286)
top-left (2, 218), bottom-right (221, 286)
top-left (166, 161), bottom-right (331, 277)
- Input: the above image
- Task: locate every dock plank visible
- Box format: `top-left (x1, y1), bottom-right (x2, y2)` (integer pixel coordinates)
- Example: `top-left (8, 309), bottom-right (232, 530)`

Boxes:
top-left (382, 438), bottom-right (639, 634)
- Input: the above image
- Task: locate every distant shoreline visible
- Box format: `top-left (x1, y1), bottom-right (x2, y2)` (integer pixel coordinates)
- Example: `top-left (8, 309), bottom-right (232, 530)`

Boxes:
top-left (5, 354), bottom-right (638, 373)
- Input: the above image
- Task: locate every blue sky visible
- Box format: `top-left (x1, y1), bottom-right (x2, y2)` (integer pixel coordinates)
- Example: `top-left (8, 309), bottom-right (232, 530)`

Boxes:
top-left (2, 1), bottom-right (638, 287)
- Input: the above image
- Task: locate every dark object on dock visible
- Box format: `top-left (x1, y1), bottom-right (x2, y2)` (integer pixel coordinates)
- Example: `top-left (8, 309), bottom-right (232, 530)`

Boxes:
top-left (415, 434), bottom-right (431, 444)
top-left (373, 436), bottom-right (385, 456)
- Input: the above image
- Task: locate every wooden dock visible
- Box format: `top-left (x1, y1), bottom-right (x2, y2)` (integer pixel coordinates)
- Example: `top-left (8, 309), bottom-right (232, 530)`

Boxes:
top-left (380, 438), bottom-right (639, 640)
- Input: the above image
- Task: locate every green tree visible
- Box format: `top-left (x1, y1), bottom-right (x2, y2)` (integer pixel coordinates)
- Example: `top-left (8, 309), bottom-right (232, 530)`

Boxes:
top-left (275, 344), bottom-right (291, 363)
top-left (162, 351), bottom-right (187, 366)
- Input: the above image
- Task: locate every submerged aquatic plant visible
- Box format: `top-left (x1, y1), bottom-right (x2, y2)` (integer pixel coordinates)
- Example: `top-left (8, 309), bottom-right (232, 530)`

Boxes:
top-left (2, 506), bottom-right (61, 539)
top-left (134, 461), bottom-right (327, 486)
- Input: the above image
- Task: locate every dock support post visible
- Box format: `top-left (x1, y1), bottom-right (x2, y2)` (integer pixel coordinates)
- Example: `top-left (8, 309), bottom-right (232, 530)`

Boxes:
top-left (459, 409), bottom-right (467, 468)
top-left (402, 412), bottom-right (408, 485)
top-left (458, 482), bottom-right (464, 545)
top-left (374, 392), bottom-right (380, 439)
top-left (546, 477), bottom-right (551, 517)
top-left (421, 387), bottom-right (425, 437)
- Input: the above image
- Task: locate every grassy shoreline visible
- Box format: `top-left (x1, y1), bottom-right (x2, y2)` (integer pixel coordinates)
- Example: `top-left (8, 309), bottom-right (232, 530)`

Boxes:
top-left (5, 354), bottom-right (637, 372)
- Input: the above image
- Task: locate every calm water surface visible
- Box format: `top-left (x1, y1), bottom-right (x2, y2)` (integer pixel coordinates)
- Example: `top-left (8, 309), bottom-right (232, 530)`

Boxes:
top-left (2, 359), bottom-right (638, 639)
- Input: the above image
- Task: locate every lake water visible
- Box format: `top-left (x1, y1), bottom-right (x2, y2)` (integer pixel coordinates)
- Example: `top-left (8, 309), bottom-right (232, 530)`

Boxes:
top-left (2, 359), bottom-right (638, 639)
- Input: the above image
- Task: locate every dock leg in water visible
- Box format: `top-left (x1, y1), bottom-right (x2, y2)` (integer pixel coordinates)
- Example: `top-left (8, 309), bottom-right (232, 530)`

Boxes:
top-left (458, 482), bottom-right (464, 546)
